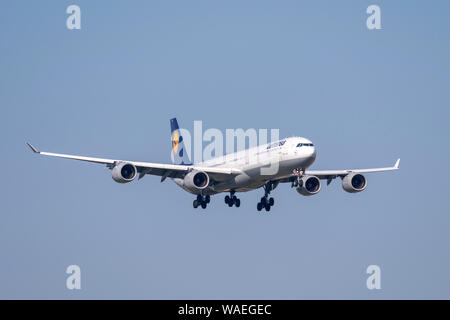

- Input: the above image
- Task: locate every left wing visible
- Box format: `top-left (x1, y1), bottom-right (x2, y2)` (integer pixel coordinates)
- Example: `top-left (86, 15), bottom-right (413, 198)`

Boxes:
top-left (26, 143), bottom-right (242, 181)
top-left (276, 159), bottom-right (400, 185)
top-left (305, 158), bottom-right (400, 179)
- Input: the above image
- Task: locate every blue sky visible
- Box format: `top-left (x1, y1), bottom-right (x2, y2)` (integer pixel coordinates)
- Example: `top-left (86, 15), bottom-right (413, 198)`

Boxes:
top-left (1, 1), bottom-right (449, 299)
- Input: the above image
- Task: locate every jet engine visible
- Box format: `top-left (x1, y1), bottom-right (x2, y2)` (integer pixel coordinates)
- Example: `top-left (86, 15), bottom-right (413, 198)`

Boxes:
top-left (112, 162), bottom-right (137, 183)
top-left (342, 173), bottom-right (367, 193)
top-left (296, 175), bottom-right (321, 196)
top-left (183, 170), bottom-right (210, 191)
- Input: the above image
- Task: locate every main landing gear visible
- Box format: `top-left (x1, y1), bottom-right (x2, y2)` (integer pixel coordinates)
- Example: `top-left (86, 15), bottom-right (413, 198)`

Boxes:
top-left (257, 181), bottom-right (275, 212)
top-left (193, 194), bottom-right (210, 209)
top-left (224, 190), bottom-right (240, 207)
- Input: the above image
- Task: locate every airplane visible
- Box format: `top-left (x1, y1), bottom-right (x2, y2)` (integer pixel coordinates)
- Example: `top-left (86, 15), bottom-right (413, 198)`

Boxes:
top-left (27, 118), bottom-right (400, 212)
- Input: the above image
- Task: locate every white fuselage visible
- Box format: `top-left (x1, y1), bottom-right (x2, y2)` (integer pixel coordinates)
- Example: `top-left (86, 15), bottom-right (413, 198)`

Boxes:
top-left (173, 137), bottom-right (316, 194)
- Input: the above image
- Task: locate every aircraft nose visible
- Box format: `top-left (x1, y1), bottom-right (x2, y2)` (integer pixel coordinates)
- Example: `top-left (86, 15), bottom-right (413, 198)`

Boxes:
top-left (311, 147), bottom-right (316, 160)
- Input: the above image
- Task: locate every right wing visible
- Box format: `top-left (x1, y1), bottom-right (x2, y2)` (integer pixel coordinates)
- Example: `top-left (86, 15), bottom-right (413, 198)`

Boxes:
top-left (26, 143), bottom-right (242, 181)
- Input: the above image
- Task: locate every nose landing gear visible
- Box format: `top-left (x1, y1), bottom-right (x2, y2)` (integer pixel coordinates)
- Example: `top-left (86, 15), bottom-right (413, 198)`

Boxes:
top-left (193, 194), bottom-right (210, 209)
top-left (224, 190), bottom-right (240, 207)
top-left (291, 168), bottom-right (304, 188)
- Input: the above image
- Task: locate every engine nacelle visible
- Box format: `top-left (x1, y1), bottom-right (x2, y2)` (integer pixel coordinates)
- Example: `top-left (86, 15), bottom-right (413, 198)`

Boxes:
top-left (342, 173), bottom-right (367, 193)
top-left (183, 170), bottom-right (210, 191)
top-left (296, 175), bottom-right (321, 196)
top-left (112, 162), bottom-right (137, 183)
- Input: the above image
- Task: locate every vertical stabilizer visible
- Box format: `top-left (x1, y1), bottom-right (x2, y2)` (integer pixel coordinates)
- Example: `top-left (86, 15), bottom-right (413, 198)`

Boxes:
top-left (170, 118), bottom-right (192, 165)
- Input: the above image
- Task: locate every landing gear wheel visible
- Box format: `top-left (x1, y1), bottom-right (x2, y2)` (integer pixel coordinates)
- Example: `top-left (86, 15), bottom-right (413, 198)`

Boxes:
top-left (194, 194), bottom-right (210, 209)
top-left (257, 202), bottom-right (263, 211)
top-left (260, 197), bottom-right (267, 206)
top-left (225, 191), bottom-right (241, 208)
top-left (256, 180), bottom-right (277, 211)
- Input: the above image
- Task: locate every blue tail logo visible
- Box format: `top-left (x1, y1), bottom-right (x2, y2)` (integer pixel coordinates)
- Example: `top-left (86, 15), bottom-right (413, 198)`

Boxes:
top-left (170, 118), bottom-right (192, 165)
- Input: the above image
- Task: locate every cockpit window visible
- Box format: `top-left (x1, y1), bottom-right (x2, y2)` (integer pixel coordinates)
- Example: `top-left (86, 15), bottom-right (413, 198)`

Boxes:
top-left (297, 143), bottom-right (314, 147)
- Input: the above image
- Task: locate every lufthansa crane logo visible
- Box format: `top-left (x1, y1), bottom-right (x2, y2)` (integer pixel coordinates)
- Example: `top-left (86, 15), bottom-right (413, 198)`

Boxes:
top-left (172, 131), bottom-right (180, 154)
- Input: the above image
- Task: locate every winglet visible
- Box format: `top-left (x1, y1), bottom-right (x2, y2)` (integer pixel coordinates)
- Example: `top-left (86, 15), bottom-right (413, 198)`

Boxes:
top-left (394, 158), bottom-right (400, 169)
top-left (26, 142), bottom-right (40, 154)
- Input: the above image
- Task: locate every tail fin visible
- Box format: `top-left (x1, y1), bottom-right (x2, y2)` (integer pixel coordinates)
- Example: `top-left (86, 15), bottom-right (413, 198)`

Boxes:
top-left (170, 118), bottom-right (192, 165)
